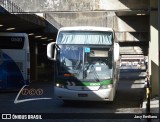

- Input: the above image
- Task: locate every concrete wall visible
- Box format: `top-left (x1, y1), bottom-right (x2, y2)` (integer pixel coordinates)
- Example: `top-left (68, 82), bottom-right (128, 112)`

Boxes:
top-left (115, 32), bottom-right (148, 42)
top-left (45, 12), bottom-right (114, 29)
top-left (149, 10), bottom-right (159, 97)
top-left (98, 0), bottom-right (149, 10)
top-left (9, 0), bottom-right (148, 12)
top-left (46, 12), bottom-right (149, 32)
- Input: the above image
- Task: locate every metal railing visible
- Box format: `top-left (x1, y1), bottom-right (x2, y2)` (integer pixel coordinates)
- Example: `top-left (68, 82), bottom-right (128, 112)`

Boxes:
top-left (0, 0), bottom-right (46, 27)
top-left (0, 0), bottom-right (23, 13)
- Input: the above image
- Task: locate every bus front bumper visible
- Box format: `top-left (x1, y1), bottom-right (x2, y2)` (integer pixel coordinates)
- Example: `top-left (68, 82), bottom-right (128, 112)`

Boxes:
top-left (54, 87), bottom-right (114, 101)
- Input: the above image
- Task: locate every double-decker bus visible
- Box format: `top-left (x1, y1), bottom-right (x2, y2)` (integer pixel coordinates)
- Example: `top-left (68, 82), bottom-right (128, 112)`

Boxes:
top-left (47, 26), bottom-right (120, 102)
top-left (0, 33), bottom-right (30, 90)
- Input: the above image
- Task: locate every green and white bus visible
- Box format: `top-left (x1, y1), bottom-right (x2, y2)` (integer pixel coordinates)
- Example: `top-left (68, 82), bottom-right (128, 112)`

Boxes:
top-left (47, 26), bottom-right (120, 101)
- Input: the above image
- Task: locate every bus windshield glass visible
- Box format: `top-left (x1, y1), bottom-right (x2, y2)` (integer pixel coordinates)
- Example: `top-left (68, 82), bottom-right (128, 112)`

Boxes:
top-left (58, 45), bottom-right (112, 81)
top-left (57, 31), bottom-right (113, 45)
top-left (0, 36), bottom-right (25, 49)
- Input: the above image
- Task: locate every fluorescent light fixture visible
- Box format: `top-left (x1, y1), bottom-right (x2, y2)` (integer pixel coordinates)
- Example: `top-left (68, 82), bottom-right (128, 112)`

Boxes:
top-left (0, 24), bottom-right (3, 27)
top-left (136, 13), bottom-right (146, 16)
top-left (48, 39), bottom-right (54, 41)
top-left (28, 33), bottom-right (34, 36)
top-left (41, 37), bottom-right (48, 40)
top-left (35, 35), bottom-right (42, 38)
top-left (6, 28), bottom-right (15, 30)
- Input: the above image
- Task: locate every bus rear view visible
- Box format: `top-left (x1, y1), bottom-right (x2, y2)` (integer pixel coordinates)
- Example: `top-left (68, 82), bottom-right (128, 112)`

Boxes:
top-left (47, 26), bottom-right (120, 102)
top-left (0, 33), bottom-right (30, 90)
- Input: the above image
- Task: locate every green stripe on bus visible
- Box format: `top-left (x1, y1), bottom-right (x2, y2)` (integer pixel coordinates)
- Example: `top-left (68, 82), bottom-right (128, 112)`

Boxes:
top-left (56, 79), bottom-right (113, 86)
top-left (81, 80), bottom-right (113, 86)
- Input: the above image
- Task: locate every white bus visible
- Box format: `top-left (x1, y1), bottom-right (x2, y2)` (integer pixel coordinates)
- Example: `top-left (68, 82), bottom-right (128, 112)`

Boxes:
top-left (47, 26), bottom-right (120, 102)
top-left (0, 33), bottom-right (30, 90)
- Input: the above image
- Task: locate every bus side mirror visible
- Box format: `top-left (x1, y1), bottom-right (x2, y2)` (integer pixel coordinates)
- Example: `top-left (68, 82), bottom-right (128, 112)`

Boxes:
top-left (47, 42), bottom-right (57, 61)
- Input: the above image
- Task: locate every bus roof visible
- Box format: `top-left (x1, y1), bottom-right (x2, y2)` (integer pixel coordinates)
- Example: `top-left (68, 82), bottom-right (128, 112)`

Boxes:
top-left (59, 26), bottom-right (114, 32)
top-left (0, 32), bottom-right (28, 37)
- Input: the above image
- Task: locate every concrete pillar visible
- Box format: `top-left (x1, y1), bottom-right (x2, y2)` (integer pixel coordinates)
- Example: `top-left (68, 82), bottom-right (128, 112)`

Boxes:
top-left (29, 39), bottom-right (38, 82)
top-left (159, 0), bottom-right (160, 98)
top-left (149, 1), bottom-right (159, 97)
top-left (35, 41), bottom-right (38, 81)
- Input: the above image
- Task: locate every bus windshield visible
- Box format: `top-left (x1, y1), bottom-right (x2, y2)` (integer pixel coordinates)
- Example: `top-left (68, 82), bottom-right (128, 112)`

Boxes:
top-left (58, 45), bottom-right (112, 81)
top-left (0, 36), bottom-right (25, 49)
top-left (57, 31), bottom-right (113, 45)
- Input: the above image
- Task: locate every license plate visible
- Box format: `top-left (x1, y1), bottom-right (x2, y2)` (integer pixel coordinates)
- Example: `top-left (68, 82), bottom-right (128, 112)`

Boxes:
top-left (78, 94), bottom-right (88, 97)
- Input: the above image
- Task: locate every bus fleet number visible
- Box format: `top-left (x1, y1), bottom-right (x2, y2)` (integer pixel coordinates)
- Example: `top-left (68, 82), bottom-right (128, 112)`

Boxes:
top-left (11, 37), bottom-right (23, 42)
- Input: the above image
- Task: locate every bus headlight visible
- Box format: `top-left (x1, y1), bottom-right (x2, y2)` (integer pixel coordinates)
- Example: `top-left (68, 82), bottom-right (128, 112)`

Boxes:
top-left (99, 84), bottom-right (113, 89)
top-left (56, 83), bottom-right (64, 88)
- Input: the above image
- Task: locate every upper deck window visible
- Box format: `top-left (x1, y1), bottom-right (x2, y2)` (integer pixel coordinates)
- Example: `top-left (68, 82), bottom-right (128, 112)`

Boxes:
top-left (57, 31), bottom-right (113, 45)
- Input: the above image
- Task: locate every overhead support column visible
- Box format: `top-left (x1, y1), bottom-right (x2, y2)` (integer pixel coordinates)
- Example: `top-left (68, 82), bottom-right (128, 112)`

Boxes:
top-left (159, 0), bottom-right (160, 98)
top-left (149, 0), bottom-right (159, 98)
top-left (30, 39), bottom-right (38, 82)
